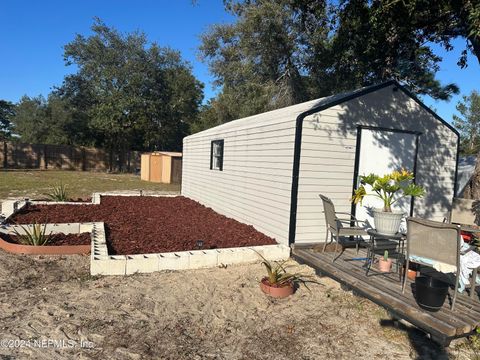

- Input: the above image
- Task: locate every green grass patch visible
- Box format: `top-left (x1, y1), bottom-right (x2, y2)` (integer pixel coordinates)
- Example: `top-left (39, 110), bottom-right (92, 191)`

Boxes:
top-left (0, 170), bottom-right (180, 200)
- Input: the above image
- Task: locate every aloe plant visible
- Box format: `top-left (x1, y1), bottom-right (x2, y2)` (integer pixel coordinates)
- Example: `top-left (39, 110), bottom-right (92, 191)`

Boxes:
top-left (13, 223), bottom-right (52, 246)
top-left (46, 183), bottom-right (69, 202)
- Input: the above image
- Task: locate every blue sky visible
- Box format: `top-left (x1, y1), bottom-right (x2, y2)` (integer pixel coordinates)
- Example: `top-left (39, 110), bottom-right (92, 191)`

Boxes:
top-left (1, 0), bottom-right (478, 123)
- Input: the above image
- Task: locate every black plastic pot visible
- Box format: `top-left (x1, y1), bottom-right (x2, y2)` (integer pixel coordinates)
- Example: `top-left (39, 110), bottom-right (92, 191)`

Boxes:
top-left (414, 276), bottom-right (449, 312)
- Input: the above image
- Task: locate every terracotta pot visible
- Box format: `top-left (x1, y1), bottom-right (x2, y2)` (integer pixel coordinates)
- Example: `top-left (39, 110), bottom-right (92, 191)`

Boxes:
top-left (407, 269), bottom-right (417, 281)
top-left (260, 278), bottom-right (294, 298)
top-left (401, 264), bottom-right (418, 281)
top-left (378, 258), bottom-right (393, 272)
top-left (0, 236), bottom-right (90, 255)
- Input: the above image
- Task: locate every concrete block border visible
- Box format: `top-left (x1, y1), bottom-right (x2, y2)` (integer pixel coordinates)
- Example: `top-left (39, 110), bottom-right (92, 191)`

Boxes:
top-left (89, 219), bottom-right (290, 275)
top-left (1, 200), bottom-right (28, 220)
top-left (2, 193), bottom-right (291, 276)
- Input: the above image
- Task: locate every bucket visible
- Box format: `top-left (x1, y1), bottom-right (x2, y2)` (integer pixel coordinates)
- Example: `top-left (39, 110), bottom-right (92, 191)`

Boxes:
top-left (414, 276), bottom-right (449, 312)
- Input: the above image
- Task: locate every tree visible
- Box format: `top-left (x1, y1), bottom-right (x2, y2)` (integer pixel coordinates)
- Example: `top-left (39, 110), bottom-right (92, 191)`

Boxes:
top-left (196, 0), bottom-right (459, 131)
top-left (11, 96), bottom-right (49, 143)
top-left (0, 100), bottom-right (15, 140)
top-left (319, 0), bottom-right (459, 99)
top-left (11, 95), bottom-right (75, 145)
top-left (58, 18), bottom-right (203, 160)
top-left (197, 0), bottom-right (329, 129)
top-left (384, 0), bottom-right (480, 68)
top-left (453, 91), bottom-right (480, 154)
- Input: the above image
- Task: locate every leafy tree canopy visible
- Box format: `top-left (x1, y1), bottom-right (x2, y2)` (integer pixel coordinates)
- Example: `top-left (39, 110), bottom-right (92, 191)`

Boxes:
top-left (11, 94), bottom-right (80, 145)
top-left (10, 18), bottom-right (204, 158)
top-left (453, 90), bottom-right (480, 154)
top-left (0, 100), bottom-right (15, 140)
top-left (57, 18), bottom-right (203, 152)
top-left (196, 0), bottom-right (479, 132)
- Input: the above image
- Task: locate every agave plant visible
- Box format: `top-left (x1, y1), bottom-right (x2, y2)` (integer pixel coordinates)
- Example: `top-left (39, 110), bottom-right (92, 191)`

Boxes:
top-left (352, 169), bottom-right (425, 212)
top-left (258, 252), bottom-right (314, 289)
top-left (46, 183), bottom-right (69, 202)
top-left (13, 223), bottom-right (52, 246)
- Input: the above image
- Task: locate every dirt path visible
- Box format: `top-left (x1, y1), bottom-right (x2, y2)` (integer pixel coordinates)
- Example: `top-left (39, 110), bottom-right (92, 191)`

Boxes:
top-left (0, 250), bottom-right (473, 359)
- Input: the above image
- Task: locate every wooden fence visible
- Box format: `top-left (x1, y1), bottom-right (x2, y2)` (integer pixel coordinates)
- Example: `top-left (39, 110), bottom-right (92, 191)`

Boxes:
top-left (0, 141), bottom-right (141, 172)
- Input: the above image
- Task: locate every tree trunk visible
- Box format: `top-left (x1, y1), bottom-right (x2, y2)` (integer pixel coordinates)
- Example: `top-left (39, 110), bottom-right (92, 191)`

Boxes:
top-left (463, 152), bottom-right (480, 199)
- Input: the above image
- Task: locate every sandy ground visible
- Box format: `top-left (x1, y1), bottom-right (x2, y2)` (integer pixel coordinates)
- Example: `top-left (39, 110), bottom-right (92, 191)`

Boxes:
top-left (0, 251), bottom-right (476, 360)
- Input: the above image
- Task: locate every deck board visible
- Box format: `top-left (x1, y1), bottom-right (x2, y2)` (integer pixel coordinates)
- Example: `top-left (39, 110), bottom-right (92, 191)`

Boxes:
top-left (292, 247), bottom-right (480, 345)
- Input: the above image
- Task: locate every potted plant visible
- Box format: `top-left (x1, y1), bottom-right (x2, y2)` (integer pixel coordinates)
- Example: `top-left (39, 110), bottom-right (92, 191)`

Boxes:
top-left (259, 256), bottom-right (313, 298)
top-left (378, 250), bottom-right (393, 272)
top-left (352, 169), bottom-right (425, 235)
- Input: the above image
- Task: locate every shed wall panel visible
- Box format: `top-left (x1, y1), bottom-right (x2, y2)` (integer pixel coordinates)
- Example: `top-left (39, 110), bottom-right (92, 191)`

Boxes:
top-left (295, 85), bottom-right (458, 244)
top-left (182, 120), bottom-right (298, 245)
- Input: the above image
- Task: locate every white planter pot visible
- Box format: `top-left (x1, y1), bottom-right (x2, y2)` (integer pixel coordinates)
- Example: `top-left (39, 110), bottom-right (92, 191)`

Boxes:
top-left (373, 209), bottom-right (405, 236)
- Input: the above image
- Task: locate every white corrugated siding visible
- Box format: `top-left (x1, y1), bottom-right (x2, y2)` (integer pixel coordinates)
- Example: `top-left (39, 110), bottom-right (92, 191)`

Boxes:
top-left (295, 85), bottom-right (458, 244)
top-left (182, 102), bottom-right (322, 245)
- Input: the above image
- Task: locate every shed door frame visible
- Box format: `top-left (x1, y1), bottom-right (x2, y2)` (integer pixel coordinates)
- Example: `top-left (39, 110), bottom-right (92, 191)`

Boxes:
top-left (350, 125), bottom-right (422, 220)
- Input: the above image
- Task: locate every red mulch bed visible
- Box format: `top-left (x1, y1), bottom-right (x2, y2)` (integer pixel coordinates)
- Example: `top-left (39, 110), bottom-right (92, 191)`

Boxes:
top-left (9, 196), bottom-right (277, 255)
top-left (1, 232), bottom-right (91, 246)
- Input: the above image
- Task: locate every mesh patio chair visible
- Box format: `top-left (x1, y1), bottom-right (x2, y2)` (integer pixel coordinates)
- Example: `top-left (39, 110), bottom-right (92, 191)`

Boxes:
top-left (402, 217), bottom-right (461, 310)
top-left (448, 197), bottom-right (478, 225)
top-left (448, 198), bottom-right (480, 299)
top-left (319, 194), bottom-right (368, 262)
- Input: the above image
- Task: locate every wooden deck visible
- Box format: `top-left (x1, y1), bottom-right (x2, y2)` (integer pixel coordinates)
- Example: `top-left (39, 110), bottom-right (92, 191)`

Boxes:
top-left (292, 246), bottom-right (480, 346)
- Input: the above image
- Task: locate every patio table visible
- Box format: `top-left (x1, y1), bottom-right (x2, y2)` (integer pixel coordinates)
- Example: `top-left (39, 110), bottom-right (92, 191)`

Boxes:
top-left (365, 229), bottom-right (406, 280)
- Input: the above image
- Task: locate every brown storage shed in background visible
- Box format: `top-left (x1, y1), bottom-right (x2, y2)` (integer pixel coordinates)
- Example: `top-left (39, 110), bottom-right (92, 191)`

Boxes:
top-left (141, 152), bottom-right (182, 184)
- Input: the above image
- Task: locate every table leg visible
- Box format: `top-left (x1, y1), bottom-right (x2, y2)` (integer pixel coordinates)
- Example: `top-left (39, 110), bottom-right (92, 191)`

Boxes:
top-left (399, 239), bottom-right (406, 282)
top-left (365, 236), bottom-right (374, 276)
top-left (470, 267), bottom-right (478, 299)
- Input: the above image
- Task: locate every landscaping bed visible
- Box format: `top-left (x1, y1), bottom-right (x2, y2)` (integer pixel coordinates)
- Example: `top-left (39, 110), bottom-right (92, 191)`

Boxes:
top-left (0, 233), bottom-right (90, 246)
top-left (9, 196), bottom-right (277, 255)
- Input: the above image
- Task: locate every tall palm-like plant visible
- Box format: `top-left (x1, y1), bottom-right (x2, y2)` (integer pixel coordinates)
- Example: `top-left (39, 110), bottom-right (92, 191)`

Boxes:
top-left (352, 169), bottom-right (425, 212)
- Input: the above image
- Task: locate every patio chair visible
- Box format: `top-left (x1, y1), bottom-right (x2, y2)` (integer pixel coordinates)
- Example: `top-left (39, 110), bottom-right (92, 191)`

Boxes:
top-left (402, 217), bottom-right (461, 310)
top-left (319, 194), bottom-right (368, 262)
top-left (448, 197), bottom-right (478, 225)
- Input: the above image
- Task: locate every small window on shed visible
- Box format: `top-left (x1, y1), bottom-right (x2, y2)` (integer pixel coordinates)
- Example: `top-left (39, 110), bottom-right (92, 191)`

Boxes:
top-left (210, 140), bottom-right (224, 171)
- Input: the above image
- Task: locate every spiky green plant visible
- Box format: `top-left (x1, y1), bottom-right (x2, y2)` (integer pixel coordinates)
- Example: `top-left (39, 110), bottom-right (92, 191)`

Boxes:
top-left (352, 169), bottom-right (425, 212)
top-left (13, 223), bottom-right (52, 246)
top-left (257, 252), bottom-right (315, 289)
top-left (384, 250), bottom-right (389, 261)
top-left (46, 183), bottom-right (69, 202)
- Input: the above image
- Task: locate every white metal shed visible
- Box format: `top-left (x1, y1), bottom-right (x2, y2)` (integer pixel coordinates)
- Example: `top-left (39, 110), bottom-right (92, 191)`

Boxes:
top-left (182, 81), bottom-right (459, 247)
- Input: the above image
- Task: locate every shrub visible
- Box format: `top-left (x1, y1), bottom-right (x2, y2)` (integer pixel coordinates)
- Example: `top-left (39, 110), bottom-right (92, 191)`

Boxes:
top-left (46, 183), bottom-right (69, 202)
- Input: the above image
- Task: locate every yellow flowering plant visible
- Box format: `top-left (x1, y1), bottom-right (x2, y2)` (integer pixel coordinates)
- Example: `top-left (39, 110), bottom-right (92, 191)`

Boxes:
top-left (352, 169), bottom-right (425, 212)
